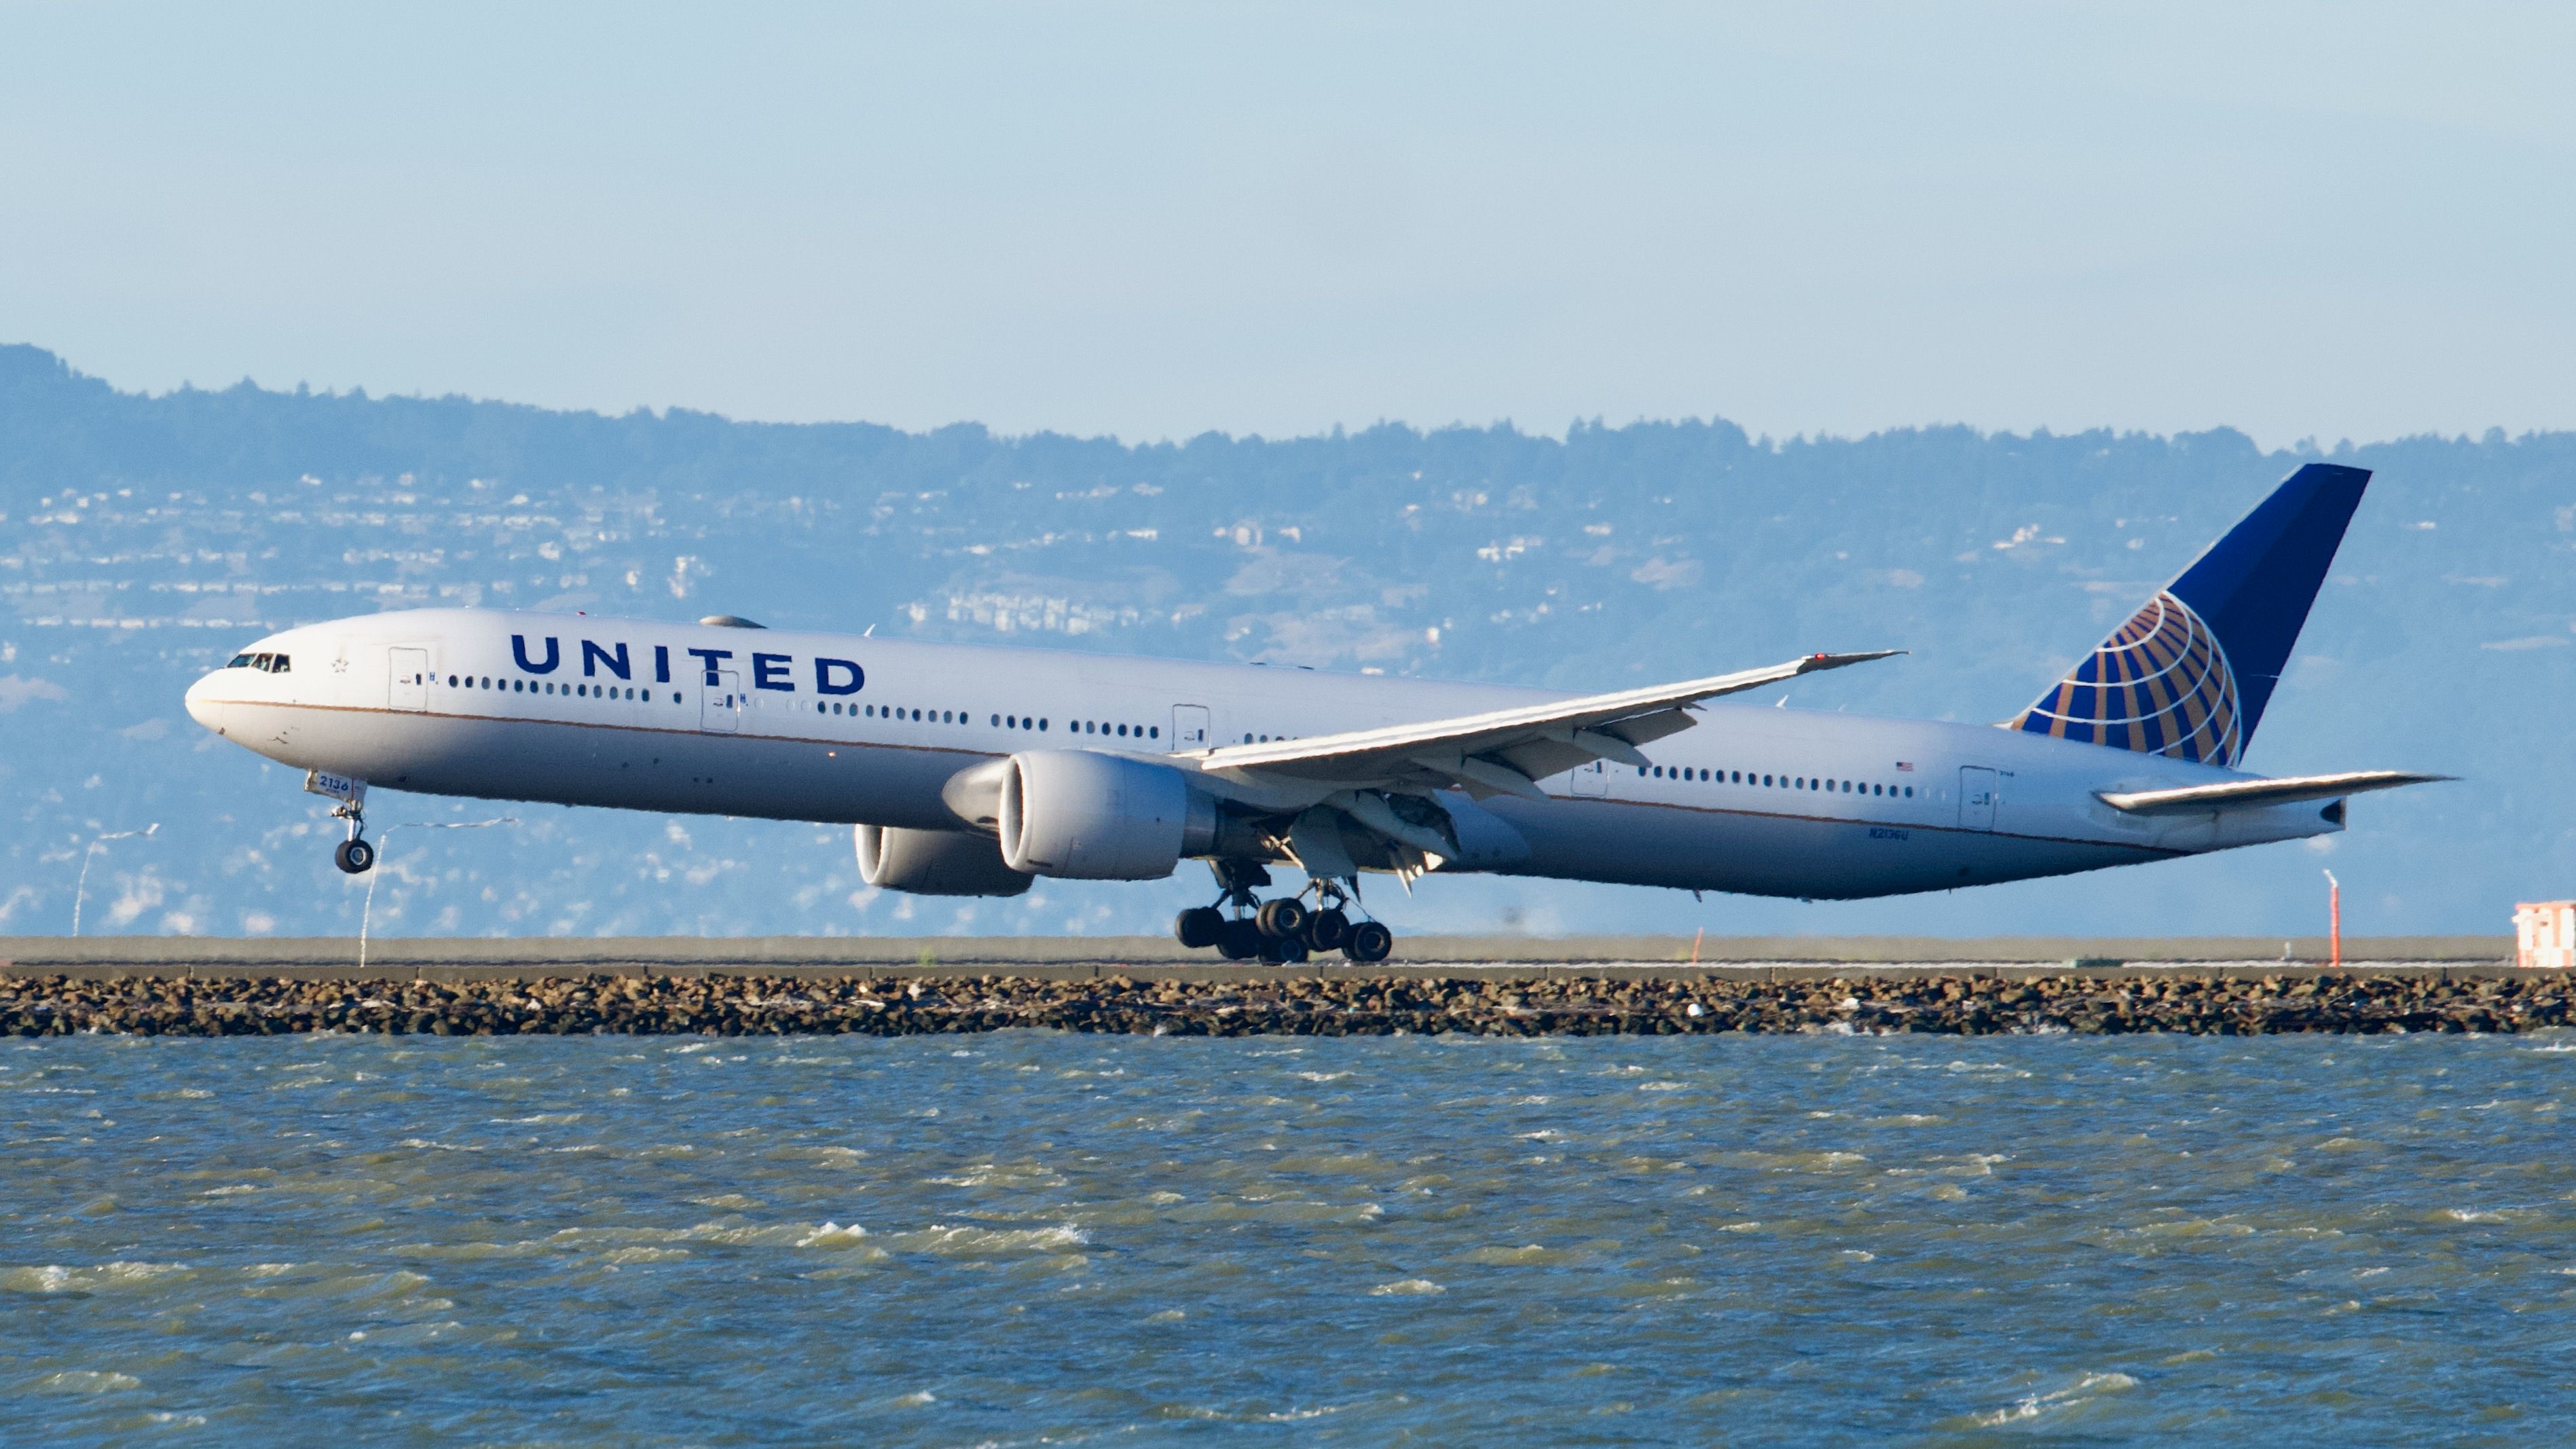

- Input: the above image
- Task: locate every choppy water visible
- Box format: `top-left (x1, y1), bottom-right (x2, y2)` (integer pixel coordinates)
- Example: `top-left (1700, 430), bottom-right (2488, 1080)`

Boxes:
top-left (5, 1030), bottom-right (2572, 1445)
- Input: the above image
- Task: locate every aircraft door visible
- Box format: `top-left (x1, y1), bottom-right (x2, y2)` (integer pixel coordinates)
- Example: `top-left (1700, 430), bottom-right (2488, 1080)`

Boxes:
top-left (1569, 760), bottom-right (1608, 796)
top-left (1958, 766), bottom-right (1998, 831)
top-left (1169, 704), bottom-right (1210, 751)
top-left (388, 648), bottom-right (429, 712)
top-left (701, 670), bottom-right (741, 734)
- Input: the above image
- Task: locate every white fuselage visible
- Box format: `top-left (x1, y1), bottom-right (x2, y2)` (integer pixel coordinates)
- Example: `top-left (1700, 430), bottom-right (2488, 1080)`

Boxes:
top-left (183, 608), bottom-right (2340, 900)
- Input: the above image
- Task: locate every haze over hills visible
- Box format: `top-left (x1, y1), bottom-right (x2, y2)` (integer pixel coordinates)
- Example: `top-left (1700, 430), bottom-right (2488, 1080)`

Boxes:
top-left (1, 344), bottom-right (2566, 941)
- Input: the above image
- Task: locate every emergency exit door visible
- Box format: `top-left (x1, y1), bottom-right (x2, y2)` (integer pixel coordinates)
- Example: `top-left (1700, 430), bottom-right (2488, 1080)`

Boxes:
top-left (701, 670), bottom-right (741, 733)
top-left (388, 648), bottom-right (429, 712)
top-left (1169, 704), bottom-right (1210, 750)
top-left (1958, 766), bottom-right (1998, 830)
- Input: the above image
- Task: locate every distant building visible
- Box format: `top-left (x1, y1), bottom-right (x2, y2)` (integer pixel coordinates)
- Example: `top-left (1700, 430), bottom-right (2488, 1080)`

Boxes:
top-left (2516, 901), bottom-right (2576, 970)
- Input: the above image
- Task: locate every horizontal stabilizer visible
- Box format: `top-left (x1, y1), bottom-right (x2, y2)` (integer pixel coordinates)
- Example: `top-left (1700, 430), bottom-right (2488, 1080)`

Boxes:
top-left (2097, 770), bottom-right (2451, 815)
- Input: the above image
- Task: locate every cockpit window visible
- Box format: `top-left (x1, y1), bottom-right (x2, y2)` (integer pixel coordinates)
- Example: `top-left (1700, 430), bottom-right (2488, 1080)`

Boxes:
top-left (268, 655), bottom-right (290, 673)
top-left (227, 654), bottom-right (253, 668)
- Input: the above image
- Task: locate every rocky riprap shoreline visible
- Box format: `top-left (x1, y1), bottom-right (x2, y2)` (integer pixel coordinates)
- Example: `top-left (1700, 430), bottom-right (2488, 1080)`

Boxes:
top-left (0, 971), bottom-right (2564, 1038)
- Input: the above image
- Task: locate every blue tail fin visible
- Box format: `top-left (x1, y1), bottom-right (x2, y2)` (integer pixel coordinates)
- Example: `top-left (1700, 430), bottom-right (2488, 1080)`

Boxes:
top-left (2009, 462), bottom-right (2370, 766)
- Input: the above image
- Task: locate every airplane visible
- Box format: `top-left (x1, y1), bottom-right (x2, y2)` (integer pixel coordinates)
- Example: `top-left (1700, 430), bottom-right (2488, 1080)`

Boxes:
top-left (183, 462), bottom-right (2444, 962)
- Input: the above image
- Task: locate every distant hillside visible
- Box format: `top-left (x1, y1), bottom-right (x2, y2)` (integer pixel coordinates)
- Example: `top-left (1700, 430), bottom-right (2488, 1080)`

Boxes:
top-left (2, 344), bottom-right (2567, 940)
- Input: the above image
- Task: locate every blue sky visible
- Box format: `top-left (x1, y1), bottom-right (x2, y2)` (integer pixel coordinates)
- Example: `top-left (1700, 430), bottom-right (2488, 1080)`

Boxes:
top-left (4, 2), bottom-right (2570, 445)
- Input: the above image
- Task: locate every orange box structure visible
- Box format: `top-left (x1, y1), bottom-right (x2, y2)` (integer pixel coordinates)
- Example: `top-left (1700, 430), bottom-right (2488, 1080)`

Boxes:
top-left (2516, 901), bottom-right (2576, 970)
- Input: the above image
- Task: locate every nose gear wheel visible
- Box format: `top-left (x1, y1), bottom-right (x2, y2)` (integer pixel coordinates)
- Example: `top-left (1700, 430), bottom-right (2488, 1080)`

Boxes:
top-left (331, 799), bottom-right (374, 874)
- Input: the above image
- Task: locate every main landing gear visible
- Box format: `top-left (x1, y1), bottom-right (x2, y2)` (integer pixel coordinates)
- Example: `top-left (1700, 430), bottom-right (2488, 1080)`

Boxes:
top-left (331, 799), bottom-right (375, 875)
top-left (1173, 862), bottom-right (1394, 965)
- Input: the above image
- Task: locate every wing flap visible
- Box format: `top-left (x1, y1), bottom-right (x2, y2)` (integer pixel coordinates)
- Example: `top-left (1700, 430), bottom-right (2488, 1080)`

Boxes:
top-left (2097, 770), bottom-right (2452, 815)
top-left (1196, 650), bottom-right (1900, 785)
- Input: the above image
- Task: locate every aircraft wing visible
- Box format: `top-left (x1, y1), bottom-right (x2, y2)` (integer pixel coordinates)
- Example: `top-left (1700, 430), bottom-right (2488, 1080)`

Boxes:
top-left (1196, 650), bottom-right (1902, 799)
top-left (2097, 770), bottom-right (2452, 816)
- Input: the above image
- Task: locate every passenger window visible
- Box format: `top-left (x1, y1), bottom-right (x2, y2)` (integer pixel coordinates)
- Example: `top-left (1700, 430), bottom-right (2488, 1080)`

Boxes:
top-left (1149, 727), bottom-right (1159, 738)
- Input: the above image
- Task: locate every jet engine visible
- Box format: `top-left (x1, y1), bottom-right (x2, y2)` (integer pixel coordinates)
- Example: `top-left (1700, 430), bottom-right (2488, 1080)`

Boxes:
top-left (997, 750), bottom-right (1217, 880)
top-left (854, 824), bottom-right (1034, 897)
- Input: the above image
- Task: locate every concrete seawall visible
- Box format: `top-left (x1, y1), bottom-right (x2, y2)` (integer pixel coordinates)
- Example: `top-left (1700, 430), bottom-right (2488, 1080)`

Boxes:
top-left (1, 934), bottom-right (2554, 1038)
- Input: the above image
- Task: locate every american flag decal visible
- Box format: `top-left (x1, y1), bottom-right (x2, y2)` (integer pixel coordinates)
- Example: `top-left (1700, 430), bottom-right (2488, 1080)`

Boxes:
top-left (1895, 761), bottom-right (1915, 772)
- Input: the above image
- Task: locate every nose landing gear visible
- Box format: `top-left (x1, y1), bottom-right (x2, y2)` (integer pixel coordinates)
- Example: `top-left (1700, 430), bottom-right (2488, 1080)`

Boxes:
top-left (303, 770), bottom-right (375, 875)
top-left (331, 800), bottom-right (375, 875)
top-left (1171, 862), bottom-right (1393, 964)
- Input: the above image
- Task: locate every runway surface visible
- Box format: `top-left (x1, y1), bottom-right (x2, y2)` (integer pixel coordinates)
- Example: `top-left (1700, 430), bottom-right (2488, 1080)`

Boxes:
top-left (0, 934), bottom-right (2516, 985)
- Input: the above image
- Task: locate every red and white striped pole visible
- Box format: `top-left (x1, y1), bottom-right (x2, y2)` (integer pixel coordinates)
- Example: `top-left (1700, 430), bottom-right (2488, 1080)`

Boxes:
top-left (2322, 870), bottom-right (2341, 969)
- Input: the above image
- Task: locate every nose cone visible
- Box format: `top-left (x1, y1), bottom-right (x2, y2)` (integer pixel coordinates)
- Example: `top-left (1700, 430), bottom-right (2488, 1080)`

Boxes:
top-left (184, 670), bottom-right (229, 735)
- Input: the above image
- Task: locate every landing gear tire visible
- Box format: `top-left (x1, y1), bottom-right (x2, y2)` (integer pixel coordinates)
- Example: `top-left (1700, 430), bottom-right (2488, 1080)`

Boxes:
top-left (334, 838), bottom-right (375, 875)
top-left (1174, 906), bottom-right (1226, 949)
top-left (1219, 919), bottom-right (1266, 961)
top-left (1255, 898), bottom-right (1307, 940)
top-left (1343, 919), bottom-right (1393, 964)
top-left (1303, 907), bottom-right (1350, 953)
top-left (1264, 934), bottom-right (1310, 966)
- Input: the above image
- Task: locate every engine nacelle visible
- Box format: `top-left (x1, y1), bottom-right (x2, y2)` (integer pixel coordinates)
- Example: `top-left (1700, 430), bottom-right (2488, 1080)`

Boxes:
top-left (997, 750), bottom-right (1215, 880)
top-left (854, 824), bottom-right (1033, 897)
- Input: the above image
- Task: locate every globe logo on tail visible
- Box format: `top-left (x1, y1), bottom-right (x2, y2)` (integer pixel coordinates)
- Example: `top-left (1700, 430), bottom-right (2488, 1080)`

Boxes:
top-left (2010, 591), bottom-right (2243, 766)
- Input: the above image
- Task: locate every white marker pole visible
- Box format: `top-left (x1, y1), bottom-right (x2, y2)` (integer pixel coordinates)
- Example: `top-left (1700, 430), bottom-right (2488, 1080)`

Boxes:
top-left (2322, 870), bottom-right (2341, 970)
top-left (70, 823), bottom-right (159, 938)
top-left (358, 818), bottom-right (517, 974)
